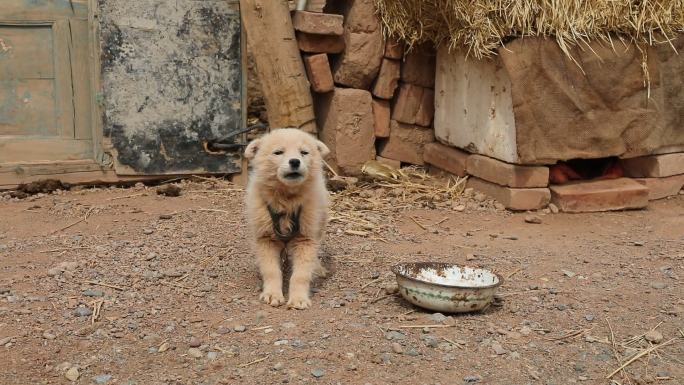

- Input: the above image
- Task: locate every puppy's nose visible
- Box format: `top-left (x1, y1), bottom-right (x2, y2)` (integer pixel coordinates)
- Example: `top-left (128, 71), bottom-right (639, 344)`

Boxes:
top-left (289, 158), bottom-right (301, 169)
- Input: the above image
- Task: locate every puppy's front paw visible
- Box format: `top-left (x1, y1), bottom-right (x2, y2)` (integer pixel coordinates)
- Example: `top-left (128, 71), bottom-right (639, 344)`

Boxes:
top-left (259, 291), bottom-right (285, 307)
top-left (287, 295), bottom-right (311, 310)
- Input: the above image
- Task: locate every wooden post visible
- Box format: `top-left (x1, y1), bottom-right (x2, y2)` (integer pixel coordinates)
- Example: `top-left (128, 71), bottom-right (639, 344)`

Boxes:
top-left (240, 0), bottom-right (317, 133)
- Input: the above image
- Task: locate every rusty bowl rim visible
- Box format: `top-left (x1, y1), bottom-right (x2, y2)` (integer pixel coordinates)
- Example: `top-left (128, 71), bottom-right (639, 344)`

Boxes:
top-left (391, 262), bottom-right (504, 290)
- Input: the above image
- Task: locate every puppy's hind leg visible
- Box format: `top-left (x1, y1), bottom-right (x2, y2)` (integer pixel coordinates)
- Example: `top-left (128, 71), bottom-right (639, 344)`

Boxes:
top-left (286, 239), bottom-right (318, 310)
top-left (256, 238), bottom-right (285, 306)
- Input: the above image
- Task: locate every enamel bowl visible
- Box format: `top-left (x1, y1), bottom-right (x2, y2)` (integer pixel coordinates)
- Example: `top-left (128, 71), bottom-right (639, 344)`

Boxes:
top-left (392, 262), bottom-right (503, 313)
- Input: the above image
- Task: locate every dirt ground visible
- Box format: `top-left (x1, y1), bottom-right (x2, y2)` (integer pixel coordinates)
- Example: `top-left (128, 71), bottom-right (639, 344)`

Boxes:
top-left (0, 177), bottom-right (682, 385)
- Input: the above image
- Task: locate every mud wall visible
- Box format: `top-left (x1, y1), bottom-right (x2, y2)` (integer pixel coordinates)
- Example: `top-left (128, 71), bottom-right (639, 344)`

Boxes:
top-left (98, 0), bottom-right (243, 175)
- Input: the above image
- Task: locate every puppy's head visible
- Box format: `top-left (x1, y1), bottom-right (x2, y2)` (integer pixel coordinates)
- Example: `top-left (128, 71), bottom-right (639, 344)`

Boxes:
top-left (244, 128), bottom-right (330, 187)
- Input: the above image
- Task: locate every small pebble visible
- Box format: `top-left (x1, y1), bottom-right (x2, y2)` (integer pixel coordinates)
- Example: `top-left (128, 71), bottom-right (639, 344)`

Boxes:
top-left (524, 215), bottom-right (542, 224)
top-left (187, 348), bottom-right (203, 358)
top-left (74, 307), bottom-right (93, 317)
top-left (633, 241), bottom-right (645, 246)
top-left (42, 331), bottom-right (56, 340)
top-left (83, 289), bottom-right (104, 297)
top-left (143, 229), bottom-right (154, 235)
top-left (385, 331), bottom-right (405, 341)
top-left (454, 204), bottom-right (466, 212)
top-left (429, 313), bottom-right (447, 323)
top-left (548, 203), bottom-right (559, 214)
top-left (391, 342), bottom-right (404, 354)
top-left (644, 330), bottom-right (664, 344)
top-left (65, 367), bottom-right (80, 381)
top-left (159, 214), bottom-right (173, 220)
top-left (158, 342), bottom-right (169, 353)
top-left (311, 368), bottom-right (325, 378)
top-left (650, 282), bottom-right (667, 289)
top-left (273, 362), bottom-right (284, 371)
top-left (491, 342), bottom-right (507, 355)
top-left (233, 325), bottom-right (246, 332)
top-left (274, 339), bottom-right (289, 346)
top-left (93, 374), bottom-right (112, 384)
top-left (494, 203), bottom-right (505, 211)
top-left (585, 314), bottom-right (595, 321)
top-left (562, 270), bottom-right (576, 278)
top-left (189, 337), bottom-right (201, 348)
top-left (207, 351), bottom-right (218, 360)
top-left (464, 374), bottom-right (482, 383)
top-left (47, 267), bottom-right (62, 277)
top-left (383, 283), bottom-right (399, 295)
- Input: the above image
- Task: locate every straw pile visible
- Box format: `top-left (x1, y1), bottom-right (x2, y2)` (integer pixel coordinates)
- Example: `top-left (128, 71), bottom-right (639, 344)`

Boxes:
top-left (374, 0), bottom-right (684, 58)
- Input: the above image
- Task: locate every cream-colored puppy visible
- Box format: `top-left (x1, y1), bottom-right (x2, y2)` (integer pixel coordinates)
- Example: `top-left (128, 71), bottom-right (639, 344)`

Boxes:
top-left (244, 128), bottom-right (330, 309)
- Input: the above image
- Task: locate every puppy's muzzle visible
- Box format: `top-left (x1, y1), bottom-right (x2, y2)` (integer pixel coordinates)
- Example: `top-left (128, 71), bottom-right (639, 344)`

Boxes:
top-left (284, 158), bottom-right (303, 180)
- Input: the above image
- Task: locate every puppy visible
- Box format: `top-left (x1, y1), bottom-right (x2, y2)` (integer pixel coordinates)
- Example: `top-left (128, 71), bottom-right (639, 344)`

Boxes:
top-left (244, 128), bottom-right (330, 309)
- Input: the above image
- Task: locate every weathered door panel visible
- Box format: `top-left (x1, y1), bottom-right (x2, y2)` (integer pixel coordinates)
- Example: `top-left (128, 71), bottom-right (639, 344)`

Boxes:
top-left (99, 0), bottom-right (244, 175)
top-left (0, 0), bottom-right (93, 165)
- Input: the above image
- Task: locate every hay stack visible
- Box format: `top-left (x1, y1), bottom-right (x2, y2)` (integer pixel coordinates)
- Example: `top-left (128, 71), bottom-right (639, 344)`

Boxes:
top-left (375, 0), bottom-right (684, 58)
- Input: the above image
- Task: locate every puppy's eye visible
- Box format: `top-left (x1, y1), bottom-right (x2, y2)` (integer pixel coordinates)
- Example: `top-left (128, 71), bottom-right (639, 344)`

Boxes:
top-left (273, 150), bottom-right (284, 155)
top-left (300, 150), bottom-right (309, 156)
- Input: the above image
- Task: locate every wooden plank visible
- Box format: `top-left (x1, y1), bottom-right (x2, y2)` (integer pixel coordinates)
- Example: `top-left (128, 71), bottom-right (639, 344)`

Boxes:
top-left (240, 0), bottom-right (316, 133)
top-left (0, 137), bottom-right (93, 163)
top-left (0, 168), bottom-right (169, 189)
top-left (0, 24), bottom-right (55, 79)
top-left (52, 20), bottom-right (76, 139)
top-left (0, 0), bottom-right (88, 21)
top-left (69, 18), bottom-right (92, 140)
top-left (0, 79), bottom-right (58, 136)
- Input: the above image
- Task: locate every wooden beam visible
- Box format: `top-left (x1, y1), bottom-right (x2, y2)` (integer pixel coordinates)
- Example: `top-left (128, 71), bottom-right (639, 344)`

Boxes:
top-left (240, 0), bottom-right (317, 133)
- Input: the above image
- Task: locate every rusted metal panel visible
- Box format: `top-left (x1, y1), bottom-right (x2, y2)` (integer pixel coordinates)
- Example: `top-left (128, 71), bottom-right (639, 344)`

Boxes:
top-left (98, 0), bottom-right (244, 175)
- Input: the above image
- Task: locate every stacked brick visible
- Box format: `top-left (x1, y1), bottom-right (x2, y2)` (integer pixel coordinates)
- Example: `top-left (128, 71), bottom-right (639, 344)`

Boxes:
top-left (293, 0), bottom-right (435, 175)
top-left (291, 1), bottom-right (684, 211)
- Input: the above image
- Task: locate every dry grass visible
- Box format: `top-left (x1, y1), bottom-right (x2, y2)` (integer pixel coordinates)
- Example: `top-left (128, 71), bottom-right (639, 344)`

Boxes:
top-left (375, 0), bottom-right (684, 59)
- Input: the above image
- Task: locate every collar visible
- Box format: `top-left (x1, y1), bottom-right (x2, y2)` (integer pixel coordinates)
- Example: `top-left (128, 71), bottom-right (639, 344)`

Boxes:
top-left (266, 205), bottom-right (302, 243)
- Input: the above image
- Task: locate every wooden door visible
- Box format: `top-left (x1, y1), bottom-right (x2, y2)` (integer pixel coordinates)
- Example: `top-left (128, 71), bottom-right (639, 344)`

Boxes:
top-left (0, 1), bottom-right (95, 167)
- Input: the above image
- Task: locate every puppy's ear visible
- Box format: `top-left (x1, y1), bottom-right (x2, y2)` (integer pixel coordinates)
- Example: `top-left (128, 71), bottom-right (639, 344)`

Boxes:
top-left (244, 138), bottom-right (261, 160)
top-left (315, 140), bottom-right (330, 158)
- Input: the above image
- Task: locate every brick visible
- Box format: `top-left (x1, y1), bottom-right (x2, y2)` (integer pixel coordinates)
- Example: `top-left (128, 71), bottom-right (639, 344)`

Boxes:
top-left (296, 32), bottom-right (345, 53)
top-left (331, 0), bottom-right (384, 89)
top-left (468, 178), bottom-right (551, 211)
top-left (467, 154), bottom-right (549, 188)
top-left (622, 153), bottom-right (684, 178)
top-left (293, 11), bottom-right (343, 36)
top-left (372, 99), bottom-right (390, 138)
top-left (415, 88), bottom-right (434, 127)
top-left (423, 142), bottom-right (469, 177)
top-left (550, 178), bottom-right (648, 213)
top-left (634, 174), bottom-right (684, 200)
top-left (378, 121), bottom-right (434, 165)
top-left (376, 156), bottom-right (401, 169)
top-left (391, 83), bottom-right (423, 124)
top-left (315, 88), bottom-right (376, 175)
top-left (401, 44), bottom-right (436, 88)
top-left (385, 37), bottom-right (404, 59)
top-left (372, 59), bottom-right (401, 99)
top-left (303, 54), bottom-right (334, 93)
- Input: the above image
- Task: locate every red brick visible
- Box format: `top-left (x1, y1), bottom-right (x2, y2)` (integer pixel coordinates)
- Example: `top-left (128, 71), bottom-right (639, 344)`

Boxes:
top-left (378, 121), bottom-right (434, 165)
top-left (303, 54), bottom-right (334, 93)
top-left (622, 153), bottom-right (684, 178)
top-left (391, 83), bottom-right (423, 124)
top-left (372, 59), bottom-right (401, 99)
top-left (468, 178), bottom-right (551, 211)
top-left (372, 99), bottom-right (390, 138)
top-left (401, 44), bottom-right (436, 88)
top-left (376, 156), bottom-right (401, 169)
top-left (331, 0), bottom-right (384, 89)
top-left (415, 88), bottom-right (434, 127)
top-left (423, 142), bottom-right (469, 177)
top-left (315, 88), bottom-right (375, 175)
top-left (296, 32), bottom-right (345, 53)
top-left (385, 37), bottom-right (404, 59)
top-left (550, 178), bottom-right (648, 213)
top-left (293, 11), bottom-right (343, 36)
top-left (467, 154), bottom-right (549, 188)
top-left (634, 174), bottom-right (684, 200)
